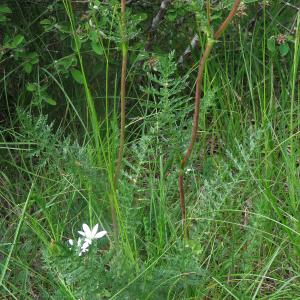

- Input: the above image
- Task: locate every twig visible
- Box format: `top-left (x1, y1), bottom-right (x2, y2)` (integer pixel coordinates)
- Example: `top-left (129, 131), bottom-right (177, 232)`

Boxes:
top-left (179, 0), bottom-right (241, 239)
top-left (178, 34), bottom-right (199, 65)
top-left (282, 1), bottom-right (299, 11)
top-left (145, 0), bottom-right (172, 51)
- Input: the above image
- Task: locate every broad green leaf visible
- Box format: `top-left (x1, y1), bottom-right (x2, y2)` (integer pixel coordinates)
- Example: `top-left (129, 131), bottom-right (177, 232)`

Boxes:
top-left (40, 18), bottom-right (55, 31)
top-left (71, 38), bottom-right (81, 52)
top-left (267, 37), bottom-right (275, 53)
top-left (90, 31), bottom-right (98, 43)
top-left (166, 12), bottom-right (177, 22)
top-left (279, 43), bottom-right (289, 57)
top-left (26, 83), bottom-right (37, 92)
top-left (40, 19), bottom-right (51, 25)
top-left (54, 56), bottom-right (77, 74)
top-left (44, 97), bottom-right (57, 105)
top-left (29, 52), bottom-right (39, 64)
top-left (23, 62), bottom-right (33, 74)
top-left (11, 34), bottom-right (25, 48)
top-left (31, 56), bottom-right (39, 64)
top-left (136, 12), bottom-right (148, 22)
top-left (64, 56), bottom-right (76, 68)
top-left (0, 5), bottom-right (12, 14)
top-left (91, 42), bottom-right (103, 55)
top-left (71, 69), bottom-right (85, 84)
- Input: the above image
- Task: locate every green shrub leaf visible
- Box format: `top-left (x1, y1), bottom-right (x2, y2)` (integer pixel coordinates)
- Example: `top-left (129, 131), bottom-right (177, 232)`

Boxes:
top-left (91, 42), bottom-right (103, 55)
top-left (26, 83), bottom-right (37, 92)
top-left (279, 43), bottom-right (289, 57)
top-left (0, 5), bottom-right (12, 14)
top-left (267, 37), bottom-right (276, 53)
top-left (11, 34), bottom-right (25, 48)
top-left (44, 97), bottom-right (57, 106)
top-left (23, 62), bottom-right (33, 74)
top-left (71, 69), bottom-right (85, 84)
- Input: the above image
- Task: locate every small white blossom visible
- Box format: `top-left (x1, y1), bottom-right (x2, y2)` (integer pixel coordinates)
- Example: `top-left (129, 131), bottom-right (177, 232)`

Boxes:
top-left (68, 223), bottom-right (107, 256)
top-left (185, 168), bottom-right (194, 174)
top-left (78, 223), bottom-right (107, 246)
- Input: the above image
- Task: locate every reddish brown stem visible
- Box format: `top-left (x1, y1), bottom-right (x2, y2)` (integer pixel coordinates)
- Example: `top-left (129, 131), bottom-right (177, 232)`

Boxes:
top-left (213, 1), bottom-right (241, 40)
top-left (145, 0), bottom-right (172, 52)
top-left (179, 0), bottom-right (241, 239)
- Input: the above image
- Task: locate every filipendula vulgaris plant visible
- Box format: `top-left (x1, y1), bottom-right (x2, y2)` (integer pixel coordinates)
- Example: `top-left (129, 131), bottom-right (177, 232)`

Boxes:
top-left (120, 52), bottom-right (192, 251)
top-left (131, 51), bottom-right (191, 183)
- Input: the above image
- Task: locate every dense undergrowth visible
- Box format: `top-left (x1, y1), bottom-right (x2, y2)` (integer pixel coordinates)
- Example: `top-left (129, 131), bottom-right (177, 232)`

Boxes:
top-left (0, 0), bottom-right (299, 299)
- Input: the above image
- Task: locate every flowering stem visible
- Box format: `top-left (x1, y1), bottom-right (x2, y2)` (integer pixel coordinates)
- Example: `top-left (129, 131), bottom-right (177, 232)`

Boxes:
top-left (179, 0), bottom-right (241, 239)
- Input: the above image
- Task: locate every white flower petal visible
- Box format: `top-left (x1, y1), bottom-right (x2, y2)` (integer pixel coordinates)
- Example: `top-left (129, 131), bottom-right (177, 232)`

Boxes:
top-left (78, 230), bottom-right (86, 237)
top-left (91, 224), bottom-right (99, 237)
top-left (82, 223), bottom-right (92, 238)
top-left (85, 238), bottom-right (92, 244)
top-left (68, 239), bottom-right (74, 246)
top-left (94, 230), bottom-right (107, 239)
top-left (77, 237), bottom-right (82, 246)
top-left (79, 246), bottom-right (89, 256)
top-left (81, 241), bottom-right (90, 250)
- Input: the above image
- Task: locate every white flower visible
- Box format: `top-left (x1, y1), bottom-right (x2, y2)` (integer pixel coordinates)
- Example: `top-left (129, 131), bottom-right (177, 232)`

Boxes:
top-left (185, 168), bottom-right (194, 174)
top-left (68, 223), bottom-right (107, 256)
top-left (78, 223), bottom-right (107, 245)
top-left (68, 237), bottom-right (90, 256)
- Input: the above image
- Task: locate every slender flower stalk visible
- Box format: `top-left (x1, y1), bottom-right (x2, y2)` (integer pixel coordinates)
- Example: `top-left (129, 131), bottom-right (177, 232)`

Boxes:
top-left (145, 0), bottom-right (172, 52)
top-left (179, 0), bottom-right (241, 239)
top-left (114, 0), bottom-right (127, 189)
top-left (112, 0), bottom-right (128, 239)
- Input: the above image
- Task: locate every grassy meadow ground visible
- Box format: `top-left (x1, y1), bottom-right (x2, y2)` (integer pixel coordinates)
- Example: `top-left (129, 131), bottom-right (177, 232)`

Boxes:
top-left (0, 1), bottom-right (299, 299)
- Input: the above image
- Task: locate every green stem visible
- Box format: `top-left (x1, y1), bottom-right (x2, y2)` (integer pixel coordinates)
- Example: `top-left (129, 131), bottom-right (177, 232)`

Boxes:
top-left (112, 0), bottom-right (128, 237)
top-left (114, 0), bottom-right (127, 188)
